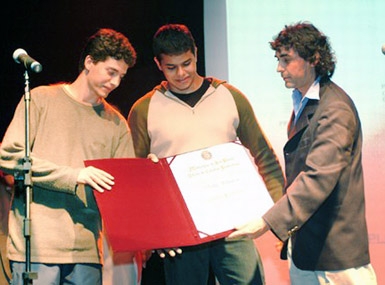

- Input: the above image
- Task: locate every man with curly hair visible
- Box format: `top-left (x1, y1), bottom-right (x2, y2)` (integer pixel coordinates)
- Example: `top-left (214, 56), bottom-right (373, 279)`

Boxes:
top-left (0, 28), bottom-right (136, 284)
top-left (229, 22), bottom-right (377, 284)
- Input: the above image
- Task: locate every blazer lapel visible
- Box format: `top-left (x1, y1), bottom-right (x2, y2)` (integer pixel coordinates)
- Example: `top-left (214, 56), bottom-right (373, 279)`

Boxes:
top-left (288, 99), bottom-right (319, 140)
top-left (287, 111), bottom-right (295, 138)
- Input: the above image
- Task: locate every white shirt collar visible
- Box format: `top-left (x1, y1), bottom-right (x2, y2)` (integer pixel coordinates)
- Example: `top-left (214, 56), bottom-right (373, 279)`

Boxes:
top-left (292, 78), bottom-right (320, 122)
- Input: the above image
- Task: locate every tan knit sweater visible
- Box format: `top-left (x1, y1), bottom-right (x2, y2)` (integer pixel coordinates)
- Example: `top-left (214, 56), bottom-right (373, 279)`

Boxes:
top-left (0, 84), bottom-right (134, 264)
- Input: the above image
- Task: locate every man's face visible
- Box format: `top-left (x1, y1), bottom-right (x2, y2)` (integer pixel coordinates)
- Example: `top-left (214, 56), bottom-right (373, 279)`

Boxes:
top-left (85, 56), bottom-right (128, 103)
top-left (275, 47), bottom-right (316, 95)
top-left (154, 50), bottom-right (201, 94)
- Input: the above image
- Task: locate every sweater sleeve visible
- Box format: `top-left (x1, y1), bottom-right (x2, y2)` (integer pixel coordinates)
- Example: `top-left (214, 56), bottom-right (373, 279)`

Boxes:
top-left (127, 93), bottom-right (152, 158)
top-left (111, 112), bottom-right (136, 159)
top-left (226, 83), bottom-right (285, 203)
top-left (0, 95), bottom-right (80, 194)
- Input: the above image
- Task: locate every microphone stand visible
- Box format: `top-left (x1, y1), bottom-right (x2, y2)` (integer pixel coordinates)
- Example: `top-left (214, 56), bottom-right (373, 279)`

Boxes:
top-left (15, 70), bottom-right (38, 284)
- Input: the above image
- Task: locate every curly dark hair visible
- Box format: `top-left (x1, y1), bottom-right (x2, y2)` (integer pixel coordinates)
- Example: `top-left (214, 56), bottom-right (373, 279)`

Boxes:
top-left (152, 24), bottom-right (196, 61)
top-left (78, 28), bottom-right (136, 73)
top-left (270, 22), bottom-right (336, 82)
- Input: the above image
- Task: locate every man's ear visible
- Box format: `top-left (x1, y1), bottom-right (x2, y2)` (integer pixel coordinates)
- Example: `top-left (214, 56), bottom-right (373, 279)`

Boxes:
top-left (154, 57), bottom-right (162, 71)
top-left (84, 55), bottom-right (94, 71)
top-left (311, 52), bottom-right (320, 67)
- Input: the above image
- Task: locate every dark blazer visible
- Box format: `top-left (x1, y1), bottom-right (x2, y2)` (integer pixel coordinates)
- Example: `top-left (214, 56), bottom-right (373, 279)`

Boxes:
top-left (263, 80), bottom-right (371, 271)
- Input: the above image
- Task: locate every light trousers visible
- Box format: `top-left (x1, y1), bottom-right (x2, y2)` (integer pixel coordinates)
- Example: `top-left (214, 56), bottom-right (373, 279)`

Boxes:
top-left (288, 239), bottom-right (377, 285)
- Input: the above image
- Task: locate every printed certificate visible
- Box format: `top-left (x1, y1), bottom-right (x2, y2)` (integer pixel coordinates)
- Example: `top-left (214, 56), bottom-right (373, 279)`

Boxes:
top-left (167, 142), bottom-right (273, 238)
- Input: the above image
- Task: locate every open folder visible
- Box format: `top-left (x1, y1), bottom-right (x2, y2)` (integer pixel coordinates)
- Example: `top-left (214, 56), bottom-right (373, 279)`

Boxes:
top-left (84, 142), bottom-right (273, 253)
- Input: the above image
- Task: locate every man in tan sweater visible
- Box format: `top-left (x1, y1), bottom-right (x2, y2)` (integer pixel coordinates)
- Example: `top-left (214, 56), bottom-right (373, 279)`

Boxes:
top-left (0, 168), bottom-right (13, 284)
top-left (0, 28), bottom-right (136, 285)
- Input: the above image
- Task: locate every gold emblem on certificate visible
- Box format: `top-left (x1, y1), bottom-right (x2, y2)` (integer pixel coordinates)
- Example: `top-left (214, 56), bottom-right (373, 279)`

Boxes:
top-left (201, 150), bottom-right (212, 160)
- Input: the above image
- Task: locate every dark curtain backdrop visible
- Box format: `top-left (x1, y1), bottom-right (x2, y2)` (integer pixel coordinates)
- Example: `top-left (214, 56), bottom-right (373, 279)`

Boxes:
top-left (0, 0), bottom-right (204, 139)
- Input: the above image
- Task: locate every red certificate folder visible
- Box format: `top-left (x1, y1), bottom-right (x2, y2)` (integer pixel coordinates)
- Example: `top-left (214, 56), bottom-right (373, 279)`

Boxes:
top-left (84, 156), bottom-right (232, 253)
top-left (85, 142), bottom-right (273, 253)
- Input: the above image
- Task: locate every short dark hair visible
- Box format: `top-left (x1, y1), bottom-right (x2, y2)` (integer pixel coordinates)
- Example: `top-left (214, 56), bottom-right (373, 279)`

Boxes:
top-left (270, 22), bottom-right (336, 82)
top-left (78, 28), bottom-right (136, 72)
top-left (152, 24), bottom-right (196, 61)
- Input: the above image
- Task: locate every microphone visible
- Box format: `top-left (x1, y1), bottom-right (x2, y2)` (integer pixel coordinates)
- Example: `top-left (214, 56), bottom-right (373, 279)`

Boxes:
top-left (13, 48), bottom-right (43, 73)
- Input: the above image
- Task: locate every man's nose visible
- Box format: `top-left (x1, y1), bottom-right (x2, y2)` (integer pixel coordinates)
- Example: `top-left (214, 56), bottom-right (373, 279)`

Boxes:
top-left (276, 62), bottom-right (284, 73)
top-left (111, 76), bottom-right (121, 87)
top-left (177, 66), bottom-right (186, 76)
